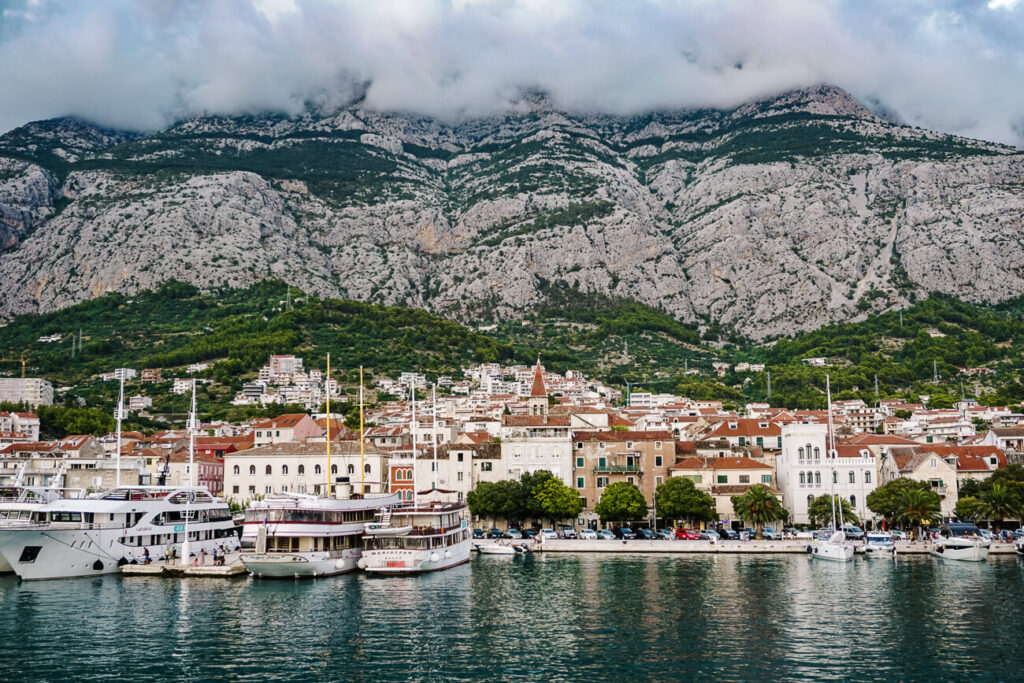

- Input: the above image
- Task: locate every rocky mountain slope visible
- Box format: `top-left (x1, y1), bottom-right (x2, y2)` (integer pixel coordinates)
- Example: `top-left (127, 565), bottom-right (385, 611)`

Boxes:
top-left (0, 85), bottom-right (1022, 338)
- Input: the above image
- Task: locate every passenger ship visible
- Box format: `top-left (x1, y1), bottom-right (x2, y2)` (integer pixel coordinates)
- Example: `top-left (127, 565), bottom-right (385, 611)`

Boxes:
top-left (240, 485), bottom-right (401, 578)
top-left (0, 486), bottom-right (238, 580)
top-left (359, 496), bottom-right (472, 574)
top-left (0, 487), bottom-right (87, 573)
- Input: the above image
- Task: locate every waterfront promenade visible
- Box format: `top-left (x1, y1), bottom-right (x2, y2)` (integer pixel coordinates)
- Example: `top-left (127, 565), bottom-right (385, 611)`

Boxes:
top-left (537, 538), bottom-right (1018, 554)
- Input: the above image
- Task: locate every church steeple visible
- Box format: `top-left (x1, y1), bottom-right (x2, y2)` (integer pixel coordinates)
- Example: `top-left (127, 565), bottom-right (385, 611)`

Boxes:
top-left (528, 357), bottom-right (548, 416)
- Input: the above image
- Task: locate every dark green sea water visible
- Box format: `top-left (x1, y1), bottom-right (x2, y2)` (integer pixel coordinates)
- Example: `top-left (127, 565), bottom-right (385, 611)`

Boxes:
top-left (1, 553), bottom-right (1022, 681)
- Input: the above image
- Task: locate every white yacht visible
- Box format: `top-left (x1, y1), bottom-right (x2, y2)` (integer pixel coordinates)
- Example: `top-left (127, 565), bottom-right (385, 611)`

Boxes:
top-left (240, 486), bottom-right (401, 578)
top-left (0, 487), bottom-right (88, 572)
top-left (930, 523), bottom-right (991, 562)
top-left (811, 530), bottom-right (856, 562)
top-left (359, 497), bottom-right (472, 574)
top-left (0, 486), bottom-right (238, 579)
top-left (811, 376), bottom-right (854, 563)
top-left (861, 531), bottom-right (896, 558)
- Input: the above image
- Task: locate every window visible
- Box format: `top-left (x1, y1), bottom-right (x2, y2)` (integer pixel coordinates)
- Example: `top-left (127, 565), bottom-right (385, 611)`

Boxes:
top-left (815, 472), bottom-right (821, 484)
top-left (576, 457), bottom-right (584, 468)
top-left (233, 465), bottom-right (240, 475)
top-left (627, 442), bottom-right (634, 449)
top-left (761, 474), bottom-right (772, 484)
top-left (265, 486), bottom-right (272, 494)
top-left (576, 442), bottom-right (583, 449)
top-left (331, 465), bottom-right (338, 475)
top-left (347, 464), bottom-right (355, 475)
top-left (457, 453), bottom-right (464, 462)
top-left (265, 465), bottom-right (272, 475)
top-left (833, 471), bottom-right (838, 484)
top-left (314, 465), bottom-right (322, 475)
top-left (655, 441), bottom-right (662, 449)
top-left (597, 477), bottom-right (609, 488)
top-left (813, 446), bottom-right (820, 459)
top-left (481, 462), bottom-right (492, 472)
top-left (738, 475), bottom-right (750, 484)
top-left (756, 437), bottom-right (763, 447)
top-left (655, 456), bottom-right (663, 467)
top-left (864, 471), bottom-right (871, 484)
top-left (577, 477), bottom-right (585, 488)
top-left (457, 472), bottom-right (463, 482)
top-left (598, 457), bottom-right (606, 469)
top-left (365, 464), bottom-right (371, 474)
top-left (655, 476), bottom-right (663, 486)
top-left (249, 465), bottom-right (256, 476)
top-left (930, 459), bottom-right (937, 469)
top-left (807, 494), bottom-right (814, 506)
top-left (738, 437), bottom-right (746, 446)
top-left (799, 472), bottom-right (806, 484)
top-left (599, 442), bottom-right (605, 449)
top-left (248, 485), bottom-right (255, 493)
top-left (298, 465), bottom-right (305, 475)
top-left (232, 485), bottom-right (239, 494)
top-left (798, 447), bottom-right (805, 460)
top-left (717, 475), bottom-right (728, 484)
top-left (275, 430), bottom-right (280, 437)
top-left (806, 443), bottom-right (813, 459)
top-left (282, 465), bottom-right (288, 475)
top-left (777, 437), bottom-right (782, 448)
top-left (848, 471), bottom-right (855, 484)
top-left (850, 495), bottom-right (856, 507)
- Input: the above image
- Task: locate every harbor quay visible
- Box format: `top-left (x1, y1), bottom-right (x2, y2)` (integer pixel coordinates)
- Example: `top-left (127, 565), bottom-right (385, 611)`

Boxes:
top-left (535, 538), bottom-right (1019, 555)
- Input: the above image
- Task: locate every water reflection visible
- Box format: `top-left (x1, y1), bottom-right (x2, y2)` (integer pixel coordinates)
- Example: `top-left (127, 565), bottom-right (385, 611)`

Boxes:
top-left (0, 555), bottom-right (1023, 681)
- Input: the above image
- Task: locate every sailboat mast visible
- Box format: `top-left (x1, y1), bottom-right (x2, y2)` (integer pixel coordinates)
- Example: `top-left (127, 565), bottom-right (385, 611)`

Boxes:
top-left (359, 366), bottom-right (365, 496)
top-left (826, 374), bottom-right (838, 532)
top-left (411, 385), bottom-right (417, 506)
top-left (115, 375), bottom-right (124, 488)
top-left (182, 379), bottom-right (197, 566)
top-left (325, 353), bottom-right (332, 497)
top-left (432, 384), bottom-right (438, 490)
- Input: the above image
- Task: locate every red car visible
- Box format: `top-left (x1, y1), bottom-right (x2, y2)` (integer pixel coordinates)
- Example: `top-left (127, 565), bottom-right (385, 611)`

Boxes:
top-left (674, 528), bottom-right (700, 540)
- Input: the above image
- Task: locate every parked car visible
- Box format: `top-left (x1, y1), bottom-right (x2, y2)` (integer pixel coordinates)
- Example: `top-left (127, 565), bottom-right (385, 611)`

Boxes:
top-left (761, 527), bottom-right (783, 541)
top-left (655, 528), bottom-right (674, 540)
top-left (488, 529), bottom-right (503, 539)
top-left (890, 530), bottom-right (909, 541)
top-left (559, 526), bottom-right (578, 539)
top-left (674, 528), bottom-right (700, 540)
top-left (579, 529), bottom-right (598, 540)
top-left (978, 529), bottom-right (995, 541)
top-left (539, 529), bottom-right (558, 540)
top-left (616, 527), bottom-right (637, 540)
top-left (597, 529), bottom-right (616, 540)
top-left (637, 528), bottom-right (658, 540)
top-left (782, 527), bottom-right (798, 538)
top-left (473, 529), bottom-right (484, 539)
top-left (720, 528), bottom-right (739, 540)
top-left (841, 525), bottom-right (865, 541)
top-left (700, 529), bottom-right (720, 541)
top-left (503, 529), bottom-right (523, 539)
top-left (523, 529), bottom-right (537, 539)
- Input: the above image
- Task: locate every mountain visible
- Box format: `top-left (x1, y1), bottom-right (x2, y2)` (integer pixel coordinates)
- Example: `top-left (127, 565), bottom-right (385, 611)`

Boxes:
top-left (0, 85), bottom-right (1022, 338)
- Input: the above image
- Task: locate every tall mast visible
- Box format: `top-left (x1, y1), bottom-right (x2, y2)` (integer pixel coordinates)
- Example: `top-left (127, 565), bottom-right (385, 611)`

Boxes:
top-left (411, 385), bottom-right (418, 505)
top-left (359, 366), bottom-right (365, 496)
top-left (432, 383), bottom-right (438, 490)
top-left (182, 378), bottom-right (197, 566)
top-left (826, 374), bottom-right (839, 532)
top-left (115, 375), bottom-right (124, 487)
top-left (325, 353), bottom-right (332, 497)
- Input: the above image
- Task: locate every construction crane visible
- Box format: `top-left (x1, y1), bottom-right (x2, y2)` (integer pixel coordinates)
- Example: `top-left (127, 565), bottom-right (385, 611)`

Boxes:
top-left (0, 353), bottom-right (28, 378)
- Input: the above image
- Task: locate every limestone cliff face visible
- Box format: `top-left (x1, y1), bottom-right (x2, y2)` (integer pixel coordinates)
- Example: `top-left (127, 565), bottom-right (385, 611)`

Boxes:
top-left (1, 86), bottom-right (1022, 338)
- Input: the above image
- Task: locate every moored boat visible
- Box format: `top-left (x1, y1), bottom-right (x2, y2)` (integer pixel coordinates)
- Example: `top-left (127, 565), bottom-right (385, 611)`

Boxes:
top-left (812, 530), bottom-right (856, 562)
top-left (861, 531), bottom-right (896, 558)
top-left (240, 486), bottom-right (400, 578)
top-left (930, 523), bottom-right (991, 562)
top-left (359, 495), bottom-right (472, 574)
top-left (473, 542), bottom-right (515, 555)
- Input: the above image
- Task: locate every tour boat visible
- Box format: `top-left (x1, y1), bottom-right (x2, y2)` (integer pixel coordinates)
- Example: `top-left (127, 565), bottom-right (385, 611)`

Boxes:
top-left (861, 531), bottom-right (896, 558)
top-left (0, 487), bottom-right (88, 572)
top-left (0, 486), bottom-right (238, 580)
top-left (930, 523), bottom-right (991, 562)
top-left (359, 498), bottom-right (472, 574)
top-left (240, 487), bottom-right (401, 578)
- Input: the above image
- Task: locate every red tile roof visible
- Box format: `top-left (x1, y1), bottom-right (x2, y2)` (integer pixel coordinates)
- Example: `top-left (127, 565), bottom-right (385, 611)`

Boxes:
top-left (573, 430), bottom-right (674, 442)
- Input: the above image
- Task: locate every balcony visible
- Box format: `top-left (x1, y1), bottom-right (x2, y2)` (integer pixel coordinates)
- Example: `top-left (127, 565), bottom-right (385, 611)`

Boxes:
top-left (593, 465), bottom-right (639, 473)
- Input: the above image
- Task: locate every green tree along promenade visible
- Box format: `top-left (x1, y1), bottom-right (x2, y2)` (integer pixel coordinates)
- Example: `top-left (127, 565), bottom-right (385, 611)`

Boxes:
top-left (595, 482), bottom-right (649, 523)
top-left (654, 477), bottom-right (717, 525)
top-left (731, 485), bottom-right (786, 539)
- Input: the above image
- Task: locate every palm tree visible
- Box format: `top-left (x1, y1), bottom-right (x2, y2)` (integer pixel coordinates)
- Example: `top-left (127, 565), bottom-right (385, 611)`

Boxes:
top-left (807, 494), bottom-right (859, 529)
top-left (731, 485), bottom-right (783, 540)
top-left (894, 488), bottom-right (941, 538)
top-left (978, 483), bottom-right (1020, 532)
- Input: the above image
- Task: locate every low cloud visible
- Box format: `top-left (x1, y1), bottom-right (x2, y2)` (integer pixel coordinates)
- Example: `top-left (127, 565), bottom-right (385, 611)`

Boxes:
top-left (1, 0), bottom-right (1023, 146)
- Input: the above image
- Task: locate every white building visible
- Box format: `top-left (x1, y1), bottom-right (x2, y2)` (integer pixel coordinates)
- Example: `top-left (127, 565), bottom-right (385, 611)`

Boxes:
top-left (777, 423), bottom-right (878, 526)
top-left (0, 378), bottom-right (53, 407)
top-left (128, 395), bottom-right (153, 412)
top-left (172, 378), bottom-right (192, 395)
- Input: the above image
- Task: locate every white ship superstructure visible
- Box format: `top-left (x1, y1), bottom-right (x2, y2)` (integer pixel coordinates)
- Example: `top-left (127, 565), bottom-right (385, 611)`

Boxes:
top-left (360, 497), bottom-right (472, 574)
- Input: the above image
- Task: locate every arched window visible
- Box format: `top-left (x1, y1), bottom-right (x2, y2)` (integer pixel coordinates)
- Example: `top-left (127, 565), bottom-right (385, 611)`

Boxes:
top-left (248, 465), bottom-right (255, 476)
top-left (282, 465), bottom-right (288, 475)
top-left (807, 494), bottom-right (814, 506)
top-left (850, 495), bottom-right (856, 507)
top-left (848, 471), bottom-right (855, 484)
top-left (833, 470), bottom-right (838, 484)
top-left (815, 471), bottom-right (821, 484)
top-left (331, 464), bottom-right (338, 475)
top-left (799, 472), bottom-right (806, 484)
top-left (364, 464), bottom-right (371, 474)
top-left (298, 464), bottom-right (305, 475)
top-left (813, 447), bottom-right (820, 459)
top-left (864, 471), bottom-right (871, 484)
top-left (233, 465), bottom-right (240, 475)
top-left (314, 464), bottom-right (322, 475)
top-left (798, 447), bottom-right (805, 460)
top-left (265, 465), bottom-right (272, 475)
top-left (806, 444), bottom-right (813, 459)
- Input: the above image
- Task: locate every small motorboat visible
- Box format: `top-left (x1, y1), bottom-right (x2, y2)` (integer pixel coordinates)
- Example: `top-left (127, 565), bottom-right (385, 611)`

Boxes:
top-left (1016, 538), bottom-right (1024, 557)
top-left (474, 543), bottom-right (515, 555)
top-left (930, 523), bottom-right (990, 562)
top-left (513, 543), bottom-right (531, 553)
top-left (861, 532), bottom-right (896, 558)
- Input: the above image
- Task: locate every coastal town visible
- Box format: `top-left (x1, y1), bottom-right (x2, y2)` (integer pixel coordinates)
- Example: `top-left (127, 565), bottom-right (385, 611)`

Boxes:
top-left (0, 354), bottom-right (1017, 534)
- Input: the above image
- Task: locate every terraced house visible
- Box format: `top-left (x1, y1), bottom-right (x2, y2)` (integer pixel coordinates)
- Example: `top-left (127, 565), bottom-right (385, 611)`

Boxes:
top-left (572, 430), bottom-right (674, 523)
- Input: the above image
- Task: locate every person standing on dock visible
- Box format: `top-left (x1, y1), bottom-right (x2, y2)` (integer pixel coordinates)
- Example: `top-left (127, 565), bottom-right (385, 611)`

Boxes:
top-left (200, 548), bottom-right (206, 565)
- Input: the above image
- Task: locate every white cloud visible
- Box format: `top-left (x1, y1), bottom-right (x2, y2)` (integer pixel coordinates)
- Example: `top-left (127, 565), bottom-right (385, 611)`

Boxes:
top-left (0, 0), bottom-right (1022, 146)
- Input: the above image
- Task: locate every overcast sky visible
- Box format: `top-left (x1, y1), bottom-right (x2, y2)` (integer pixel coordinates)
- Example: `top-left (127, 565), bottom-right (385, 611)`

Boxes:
top-left (1, 0), bottom-right (1023, 145)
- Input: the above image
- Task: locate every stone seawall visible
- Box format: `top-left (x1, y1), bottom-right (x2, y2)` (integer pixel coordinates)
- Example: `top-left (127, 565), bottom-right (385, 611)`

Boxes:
top-left (536, 540), bottom-right (1018, 555)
